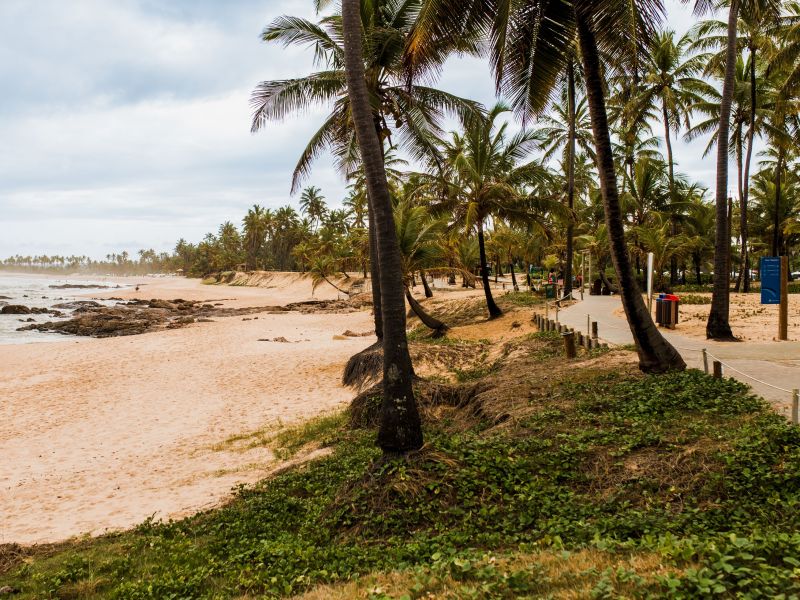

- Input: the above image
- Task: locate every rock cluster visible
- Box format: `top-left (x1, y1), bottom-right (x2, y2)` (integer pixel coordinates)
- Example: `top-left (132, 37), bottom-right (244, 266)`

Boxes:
top-left (16, 299), bottom-right (282, 338)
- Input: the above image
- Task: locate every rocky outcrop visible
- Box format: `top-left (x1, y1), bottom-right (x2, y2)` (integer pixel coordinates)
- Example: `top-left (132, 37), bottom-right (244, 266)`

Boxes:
top-left (17, 299), bottom-right (285, 338)
top-left (52, 300), bottom-right (103, 310)
top-left (1, 305), bottom-right (31, 315)
top-left (48, 284), bottom-right (115, 289)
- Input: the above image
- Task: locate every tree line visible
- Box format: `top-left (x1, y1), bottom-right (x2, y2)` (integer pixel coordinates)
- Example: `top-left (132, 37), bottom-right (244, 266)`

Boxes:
top-left (245, 0), bottom-right (800, 452)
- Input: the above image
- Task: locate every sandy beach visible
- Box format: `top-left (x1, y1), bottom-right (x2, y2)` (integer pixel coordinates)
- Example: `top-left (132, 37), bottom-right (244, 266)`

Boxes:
top-left (0, 275), bottom-right (373, 545)
top-left (612, 292), bottom-right (800, 342)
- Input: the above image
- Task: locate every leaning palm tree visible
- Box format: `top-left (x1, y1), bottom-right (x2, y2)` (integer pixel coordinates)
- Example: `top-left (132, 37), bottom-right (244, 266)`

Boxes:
top-left (407, 0), bottom-right (686, 373)
top-left (252, 0), bottom-right (480, 351)
top-left (394, 198), bottom-right (450, 336)
top-left (341, 0), bottom-right (422, 453)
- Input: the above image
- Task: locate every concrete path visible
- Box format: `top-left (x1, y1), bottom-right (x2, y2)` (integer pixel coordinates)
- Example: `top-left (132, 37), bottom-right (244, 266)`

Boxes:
top-left (555, 294), bottom-right (800, 416)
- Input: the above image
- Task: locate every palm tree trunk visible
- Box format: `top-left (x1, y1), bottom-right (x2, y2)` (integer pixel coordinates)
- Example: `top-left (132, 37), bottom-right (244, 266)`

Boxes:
top-left (420, 270), bottom-right (433, 298)
top-left (773, 148), bottom-right (783, 257)
top-left (662, 99), bottom-right (679, 286)
top-left (740, 50), bottom-right (756, 292)
top-left (576, 14), bottom-right (685, 373)
top-left (367, 200), bottom-right (383, 340)
top-left (734, 129), bottom-right (745, 292)
top-left (405, 286), bottom-right (448, 335)
top-left (477, 221), bottom-right (502, 318)
top-left (565, 60), bottom-right (576, 298)
top-left (341, 0), bottom-right (422, 452)
top-left (707, 0), bottom-right (739, 340)
top-left (509, 259), bottom-right (519, 291)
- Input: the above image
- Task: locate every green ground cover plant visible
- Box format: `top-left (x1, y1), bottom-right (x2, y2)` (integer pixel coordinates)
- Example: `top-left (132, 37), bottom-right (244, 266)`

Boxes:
top-left (3, 336), bottom-right (799, 599)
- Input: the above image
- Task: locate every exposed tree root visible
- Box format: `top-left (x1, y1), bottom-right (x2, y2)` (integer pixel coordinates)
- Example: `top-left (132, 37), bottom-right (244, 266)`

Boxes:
top-left (341, 341), bottom-right (383, 390)
top-left (349, 379), bottom-right (485, 429)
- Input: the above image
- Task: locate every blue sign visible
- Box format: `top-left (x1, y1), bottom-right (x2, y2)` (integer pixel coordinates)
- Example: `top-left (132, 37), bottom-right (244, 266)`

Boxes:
top-left (761, 257), bottom-right (781, 305)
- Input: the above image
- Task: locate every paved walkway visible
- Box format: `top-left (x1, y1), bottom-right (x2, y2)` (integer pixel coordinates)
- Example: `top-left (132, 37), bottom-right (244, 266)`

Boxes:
top-left (554, 294), bottom-right (800, 415)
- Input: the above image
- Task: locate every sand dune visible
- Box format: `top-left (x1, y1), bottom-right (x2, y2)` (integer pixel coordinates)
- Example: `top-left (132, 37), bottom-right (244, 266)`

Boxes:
top-left (0, 276), bottom-right (374, 544)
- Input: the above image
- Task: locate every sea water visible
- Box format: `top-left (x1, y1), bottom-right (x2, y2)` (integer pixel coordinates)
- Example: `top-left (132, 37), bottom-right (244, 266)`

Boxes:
top-left (0, 274), bottom-right (129, 344)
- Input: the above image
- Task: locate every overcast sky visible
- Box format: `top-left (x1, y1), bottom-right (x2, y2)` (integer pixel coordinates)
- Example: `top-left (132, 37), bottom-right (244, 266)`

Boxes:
top-left (0, 0), bottom-right (721, 259)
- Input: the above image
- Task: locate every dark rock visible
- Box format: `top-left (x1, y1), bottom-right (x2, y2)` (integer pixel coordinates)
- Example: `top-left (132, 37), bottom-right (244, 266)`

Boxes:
top-left (52, 301), bottom-right (102, 310)
top-left (1, 305), bottom-right (31, 315)
top-left (148, 299), bottom-right (176, 309)
top-left (48, 284), bottom-right (109, 289)
top-left (0, 295), bottom-right (11, 299)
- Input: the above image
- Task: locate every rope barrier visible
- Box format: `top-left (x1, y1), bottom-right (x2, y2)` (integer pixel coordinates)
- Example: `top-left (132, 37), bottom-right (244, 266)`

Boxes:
top-left (576, 310), bottom-right (797, 399)
top-left (704, 351), bottom-right (795, 394)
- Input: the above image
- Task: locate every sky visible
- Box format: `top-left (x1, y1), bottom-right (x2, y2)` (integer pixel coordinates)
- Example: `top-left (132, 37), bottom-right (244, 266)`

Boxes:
top-left (0, 0), bottom-right (718, 259)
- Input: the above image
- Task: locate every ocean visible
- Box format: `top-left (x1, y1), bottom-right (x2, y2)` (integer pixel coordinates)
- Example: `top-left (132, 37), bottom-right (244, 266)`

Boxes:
top-left (0, 274), bottom-right (130, 344)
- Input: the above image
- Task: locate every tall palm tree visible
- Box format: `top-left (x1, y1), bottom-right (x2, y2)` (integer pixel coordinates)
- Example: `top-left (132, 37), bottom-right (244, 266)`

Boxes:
top-left (637, 29), bottom-right (708, 283)
top-left (341, 0), bottom-right (422, 453)
top-left (433, 104), bottom-right (551, 319)
top-left (299, 187), bottom-right (328, 232)
top-left (638, 30), bottom-right (707, 203)
top-left (252, 0), bottom-right (479, 344)
top-left (407, 0), bottom-right (686, 373)
top-left (693, 0), bottom-right (781, 339)
top-left (242, 205), bottom-right (269, 271)
top-left (536, 77), bottom-right (594, 297)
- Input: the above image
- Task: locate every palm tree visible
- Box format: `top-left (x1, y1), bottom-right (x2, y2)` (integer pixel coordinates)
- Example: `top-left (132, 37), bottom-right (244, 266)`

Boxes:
top-left (341, 0), bottom-right (422, 453)
top-left (638, 31), bottom-right (707, 202)
top-left (407, 0), bottom-right (686, 373)
top-left (693, 0), bottom-right (781, 339)
top-left (394, 198), bottom-right (450, 335)
top-left (299, 187), bottom-right (328, 232)
top-left (432, 104), bottom-right (550, 318)
top-left (636, 30), bottom-right (708, 283)
top-left (242, 205), bottom-right (269, 271)
top-left (536, 82), bottom-right (594, 297)
top-left (252, 0), bottom-right (478, 347)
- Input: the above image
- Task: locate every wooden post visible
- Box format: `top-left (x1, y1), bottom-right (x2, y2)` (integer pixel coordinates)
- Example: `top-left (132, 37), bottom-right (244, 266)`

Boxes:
top-left (713, 360), bottom-right (723, 379)
top-left (792, 389), bottom-right (799, 425)
top-left (587, 314), bottom-right (590, 337)
top-left (563, 331), bottom-right (577, 358)
top-left (591, 321), bottom-right (598, 340)
top-left (555, 301), bottom-right (559, 323)
top-left (702, 348), bottom-right (709, 375)
top-left (780, 256), bottom-right (788, 341)
top-left (576, 331), bottom-right (584, 347)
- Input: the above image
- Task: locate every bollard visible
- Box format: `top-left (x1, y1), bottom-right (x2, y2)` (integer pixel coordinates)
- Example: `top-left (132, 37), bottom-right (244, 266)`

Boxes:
top-left (702, 348), bottom-right (709, 375)
top-left (591, 321), bottom-right (598, 340)
top-left (793, 389), bottom-right (799, 425)
top-left (713, 361), bottom-right (723, 379)
top-left (576, 331), bottom-right (584, 347)
top-left (562, 331), bottom-right (577, 358)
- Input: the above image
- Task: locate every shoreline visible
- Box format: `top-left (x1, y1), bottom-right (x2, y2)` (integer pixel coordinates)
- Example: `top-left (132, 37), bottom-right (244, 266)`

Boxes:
top-left (0, 275), bottom-right (374, 545)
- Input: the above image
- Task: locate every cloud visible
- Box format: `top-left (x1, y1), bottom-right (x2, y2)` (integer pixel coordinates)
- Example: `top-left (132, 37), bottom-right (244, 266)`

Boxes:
top-left (0, 0), bottom-right (740, 259)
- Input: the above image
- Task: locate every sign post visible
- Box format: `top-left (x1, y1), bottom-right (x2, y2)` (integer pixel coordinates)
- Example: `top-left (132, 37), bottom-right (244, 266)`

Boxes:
top-left (760, 256), bottom-right (788, 341)
top-left (646, 252), bottom-right (654, 315)
top-left (780, 256), bottom-right (789, 341)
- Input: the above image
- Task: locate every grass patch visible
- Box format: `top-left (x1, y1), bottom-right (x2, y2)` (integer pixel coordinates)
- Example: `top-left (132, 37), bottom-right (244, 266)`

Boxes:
top-left (497, 291), bottom-right (545, 308)
top-left (5, 341), bottom-right (800, 598)
top-left (677, 293), bottom-right (712, 305)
